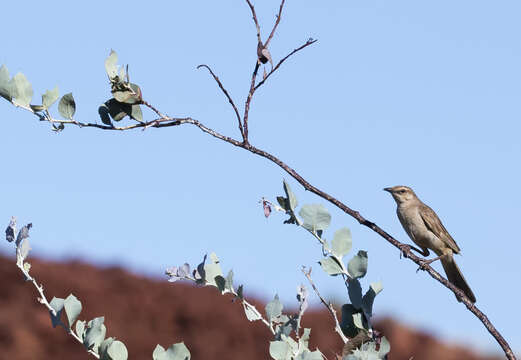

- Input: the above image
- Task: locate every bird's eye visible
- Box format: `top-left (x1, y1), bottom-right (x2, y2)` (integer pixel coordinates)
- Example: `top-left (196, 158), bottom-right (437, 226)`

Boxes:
top-left (399, 190), bottom-right (405, 194)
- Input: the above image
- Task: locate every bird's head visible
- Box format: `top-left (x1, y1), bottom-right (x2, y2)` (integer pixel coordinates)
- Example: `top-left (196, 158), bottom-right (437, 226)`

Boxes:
top-left (383, 185), bottom-right (417, 205)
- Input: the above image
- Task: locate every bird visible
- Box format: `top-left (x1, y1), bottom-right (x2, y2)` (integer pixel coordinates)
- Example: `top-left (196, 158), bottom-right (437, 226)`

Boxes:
top-left (384, 185), bottom-right (476, 303)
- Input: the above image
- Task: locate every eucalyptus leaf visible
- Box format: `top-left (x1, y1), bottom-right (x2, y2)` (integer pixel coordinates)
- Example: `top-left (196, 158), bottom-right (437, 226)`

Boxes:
top-left (11, 73), bottom-right (33, 107)
top-left (152, 345), bottom-right (166, 360)
top-left (75, 320), bottom-right (86, 340)
top-left (130, 104), bottom-right (142, 122)
top-left (105, 50), bottom-right (118, 79)
top-left (265, 294), bottom-right (283, 322)
top-left (225, 269), bottom-right (234, 292)
top-left (19, 239), bottom-right (31, 260)
top-left (42, 86), bottom-right (59, 109)
top-left (347, 278), bottom-right (363, 310)
top-left (49, 297), bottom-right (65, 328)
top-left (64, 294), bottom-right (82, 327)
top-left (84, 317), bottom-right (106, 351)
top-left (215, 275), bottom-right (226, 292)
top-left (282, 180), bottom-right (298, 211)
top-left (318, 256), bottom-right (344, 276)
top-left (243, 303), bottom-right (262, 322)
top-left (347, 251), bottom-right (368, 279)
top-left (378, 336), bottom-right (390, 357)
top-left (99, 337), bottom-right (115, 359)
top-left (331, 227), bottom-right (352, 259)
top-left (361, 282), bottom-right (383, 319)
top-left (269, 340), bottom-right (291, 360)
top-left (0, 65), bottom-right (13, 102)
top-left (299, 204), bottom-right (331, 233)
top-left (58, 93), bottom-right (76, 119)
top-left (107, 340), bottom-right (128, 360)
top-left (163, 342), bottom-right (191, 360)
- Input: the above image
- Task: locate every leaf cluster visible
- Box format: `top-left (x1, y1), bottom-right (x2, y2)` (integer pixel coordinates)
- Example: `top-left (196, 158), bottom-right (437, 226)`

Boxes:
top-left (271, 181), bottom-right (389, 359)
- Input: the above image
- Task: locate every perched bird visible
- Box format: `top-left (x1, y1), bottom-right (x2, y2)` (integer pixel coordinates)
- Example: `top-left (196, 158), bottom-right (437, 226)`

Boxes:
top-left (384, 185), bottom-right (476, 303)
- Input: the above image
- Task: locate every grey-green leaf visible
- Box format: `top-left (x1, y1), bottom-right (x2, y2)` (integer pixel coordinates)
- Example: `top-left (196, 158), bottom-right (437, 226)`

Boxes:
top-left (75, 320), bottom-right (86, 340)
top-left (0, 65), bottom-right (13, 102)
top-left (49, 297), bottom-right (65, 328)
top-left (164, 342), bottom-right (191, 360)
top-left (352, 312), bottom-right (365, 330)
top-left (107, 340), bottom-right (128, 360)
top-left (215, 275), bottom-right (226, 292)
top-left (378, 336), bottom-right (390, 357)
top-left (318, 256), bottom-right (344, 276)
top-left (347, 250), bottom-right (368, 279)
top-left (269, 340), bottom-right (291, 360)
top-left (347, 278), bottom-right (363, 310)
top-left (225, 269), bottom-right (234, 292)
top-left (331, 227), bottom-right (352, 259)
top-left (130, 104), bottom-right (142, 122)
top-left (243, 304), bottom-right (262, 322)
top-left (361, 282), bottom-right (383, 319)
top-left (84, 317), bottom-right (106, 351)
top-left (64, 294), bottom-right (82, 327)
top-left (42, 86), bottom-right (59, 109)
top-left (152, 345), bottom-right (166, 360)
top-left (299, 204), bottom-right (331, 233)
top-left (265, 294), bottom-right (283, 322)
top-left (282, 180), bottom-right (298, 211)
top-left (58, 93), bottom-right (76, 119)
top-left (11, 73), bottom-right (33, 107)
top-left (105, 50), bottom-right (118, 79)
top-left (296, 350), bottom-right (323, 360)
top-left (99, 337), bottom-right (115, 359)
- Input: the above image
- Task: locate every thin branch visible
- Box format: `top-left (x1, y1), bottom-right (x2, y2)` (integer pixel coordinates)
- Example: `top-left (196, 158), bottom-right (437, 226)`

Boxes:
top-left (302, 267), bottom-right (348, 344)
top-left (197, 64), bottom-right (244, 140)
top-left (264, 0), bottom-right (286, 47)
top-left (245, 0), bottom-right (262, 44)
top-left (255, 38), bottom-right (317, 91)
top-left (16, 254), bottom-right (100, 359)
top-left (243, 61), bottom-right (260, 142)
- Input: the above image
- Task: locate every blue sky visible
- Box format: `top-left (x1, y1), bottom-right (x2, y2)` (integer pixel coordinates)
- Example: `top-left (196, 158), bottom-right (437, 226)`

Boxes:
top-left (1, 0), bottom-right (520, 356)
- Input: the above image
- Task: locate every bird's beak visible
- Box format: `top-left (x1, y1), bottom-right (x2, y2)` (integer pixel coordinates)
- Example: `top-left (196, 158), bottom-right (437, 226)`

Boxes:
top-left (383, 187), bottom-right (393, 193)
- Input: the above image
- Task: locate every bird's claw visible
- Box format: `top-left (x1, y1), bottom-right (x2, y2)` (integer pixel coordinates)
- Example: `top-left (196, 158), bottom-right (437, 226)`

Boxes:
top-left (399, 244), bottom-right (411, 259)
top-left (416, 259), bottom-right (430, 273)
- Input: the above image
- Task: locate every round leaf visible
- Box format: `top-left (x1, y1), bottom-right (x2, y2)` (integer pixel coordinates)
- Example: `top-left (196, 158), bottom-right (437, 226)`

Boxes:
top-left (318, 256), bottom-right (344, 276)
top-left (347, 250), bottom-right (368, 279)
top-left (58, 93), bottom-right (76, 119)
top-left (107, 340), bottom-right (128, 360)
top-left (299, 204), bottom-right (331, 233)
top-left (331, 227), bottom-right (352, 259)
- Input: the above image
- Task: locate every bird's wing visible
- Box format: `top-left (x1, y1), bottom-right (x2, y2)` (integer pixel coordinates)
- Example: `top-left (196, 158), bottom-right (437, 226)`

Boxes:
top-left (419, 204), bottom-right (461, 253)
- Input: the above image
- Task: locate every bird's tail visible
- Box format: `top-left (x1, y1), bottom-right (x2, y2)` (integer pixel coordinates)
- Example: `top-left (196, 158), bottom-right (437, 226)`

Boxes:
top-left (441, 255), bottom-right (476, 303)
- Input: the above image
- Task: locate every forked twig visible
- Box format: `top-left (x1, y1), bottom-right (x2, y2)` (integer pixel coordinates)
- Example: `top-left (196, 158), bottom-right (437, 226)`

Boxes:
top-left (255, 38), bottom-right (317, 91)
top-left (197, 64), bottom-right (244, 140)
top-left (265, 0), bottom-right (286, 47)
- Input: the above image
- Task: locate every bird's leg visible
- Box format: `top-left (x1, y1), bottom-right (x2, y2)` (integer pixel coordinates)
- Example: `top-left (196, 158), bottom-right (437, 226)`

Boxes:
top-left (416, 254), bottom-right (448, 272)
top-left (399, 243), bottom-right (429, 259)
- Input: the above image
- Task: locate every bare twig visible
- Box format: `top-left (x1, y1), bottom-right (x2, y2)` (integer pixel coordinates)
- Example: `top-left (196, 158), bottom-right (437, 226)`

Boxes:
top-left (255, 38), bottom-right (317, 91)
top-left (245, 0), bottom-right (262, 44)
top-left (197, 64), bottom-right (244, 140)
top-left (265, 0), bottom-right (286, 47)
top-left (243, 62), bottom-right (260, 142)
top-left (302, 267), bottom-right (348, 344)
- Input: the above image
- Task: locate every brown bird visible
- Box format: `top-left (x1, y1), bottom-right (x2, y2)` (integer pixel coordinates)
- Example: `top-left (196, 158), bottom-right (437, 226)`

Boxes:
top-left (384, 185), bottom-right (476, 303)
